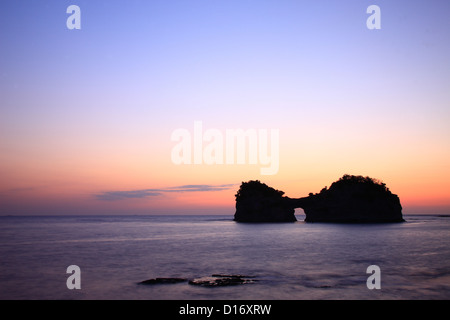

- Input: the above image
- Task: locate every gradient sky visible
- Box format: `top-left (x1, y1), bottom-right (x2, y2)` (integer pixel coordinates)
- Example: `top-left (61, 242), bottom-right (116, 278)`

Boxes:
top-left (1, 0), bottom-right (449, 215)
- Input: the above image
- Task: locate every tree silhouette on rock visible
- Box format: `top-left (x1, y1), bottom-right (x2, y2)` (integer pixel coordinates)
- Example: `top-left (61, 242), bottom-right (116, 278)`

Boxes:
top-left (234, 175), bottom-right (404, 223)
top-left (234, 180), bottom-right (296, 222)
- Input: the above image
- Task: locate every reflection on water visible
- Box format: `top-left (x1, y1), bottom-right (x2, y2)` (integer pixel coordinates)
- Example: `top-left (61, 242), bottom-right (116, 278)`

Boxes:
top-left (0, 214), bottom-right (449, 299)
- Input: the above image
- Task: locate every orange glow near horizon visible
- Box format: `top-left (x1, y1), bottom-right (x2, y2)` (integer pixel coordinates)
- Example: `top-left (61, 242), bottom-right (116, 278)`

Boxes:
top-left (2, 150), bottom-right (449, 215)
top-left (2, 120), bottom-right (450, 215)
top-left (1, 1), bottom-right (450, 216)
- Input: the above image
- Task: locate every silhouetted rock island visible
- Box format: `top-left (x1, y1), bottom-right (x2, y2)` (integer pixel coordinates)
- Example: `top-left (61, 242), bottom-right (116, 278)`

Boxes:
top-left (234, 175), bottom-right (404, 223)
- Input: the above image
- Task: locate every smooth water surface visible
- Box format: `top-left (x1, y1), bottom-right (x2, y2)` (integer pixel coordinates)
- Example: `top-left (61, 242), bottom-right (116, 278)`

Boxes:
top-left (0, 214), bottom-right (449, 299)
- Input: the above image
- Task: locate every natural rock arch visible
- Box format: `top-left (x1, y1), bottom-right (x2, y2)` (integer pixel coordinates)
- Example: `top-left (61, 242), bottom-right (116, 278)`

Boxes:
top-left (234, 175), bottom-right (404, 223)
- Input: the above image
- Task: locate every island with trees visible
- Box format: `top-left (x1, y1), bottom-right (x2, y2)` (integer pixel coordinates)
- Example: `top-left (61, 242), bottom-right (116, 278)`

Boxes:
top-left (234, 175), bottom-right (404, 223)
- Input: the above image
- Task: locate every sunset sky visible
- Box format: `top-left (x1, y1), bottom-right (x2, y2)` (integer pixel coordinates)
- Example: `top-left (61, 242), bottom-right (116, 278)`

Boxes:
top-left (1, 0), bottom-right (449, 215)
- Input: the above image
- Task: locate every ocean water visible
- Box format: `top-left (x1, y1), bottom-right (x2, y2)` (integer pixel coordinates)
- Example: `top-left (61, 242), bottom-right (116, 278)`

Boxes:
top-left (0, 214), bottom-right (449, 300)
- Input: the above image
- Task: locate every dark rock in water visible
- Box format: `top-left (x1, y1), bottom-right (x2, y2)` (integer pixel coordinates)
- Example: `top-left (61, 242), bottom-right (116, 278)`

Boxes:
top-left (139, 277), bottom-right (187, 285)
top-left (300, 175), bottom-right (404, 223)
top-left (234, 175), bottom-right (404, 223)
top-left (188, 274), bottom-right (256, 287)
top-left (139, 275), bottom-right (256, 287)
top-left (234, 181), bottom-right (297, 222)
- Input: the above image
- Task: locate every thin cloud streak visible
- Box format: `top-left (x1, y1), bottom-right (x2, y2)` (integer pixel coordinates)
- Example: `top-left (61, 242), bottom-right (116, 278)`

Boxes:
top-left (96, 184), bottom-right (236, 201)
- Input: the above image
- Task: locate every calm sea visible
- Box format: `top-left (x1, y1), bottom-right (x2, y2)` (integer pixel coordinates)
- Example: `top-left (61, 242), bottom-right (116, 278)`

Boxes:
top-left (0, 214), bottom-right (449, 300)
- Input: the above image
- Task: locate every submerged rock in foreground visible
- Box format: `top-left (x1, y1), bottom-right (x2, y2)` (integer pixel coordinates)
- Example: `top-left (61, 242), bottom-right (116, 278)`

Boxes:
top-left (234, 175), bottom-right (404, 223)
top-left (138, 277), bottom-right (187, 285)
top-left (139, 275), bottom-right (256, 287)
top-left (188, 275), bottom-right (257, 287)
